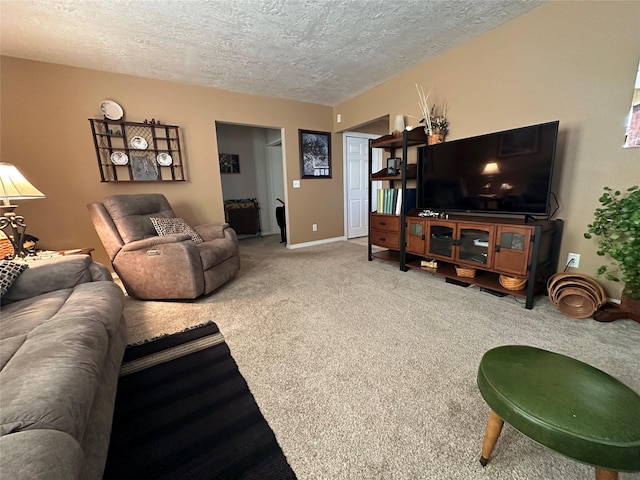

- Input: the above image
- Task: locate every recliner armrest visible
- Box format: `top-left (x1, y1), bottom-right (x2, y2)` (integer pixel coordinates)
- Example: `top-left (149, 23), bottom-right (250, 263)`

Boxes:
top-left (120, 234), bottom-right (192, 252)
top-left (194, 223), bottom-right (230, 241)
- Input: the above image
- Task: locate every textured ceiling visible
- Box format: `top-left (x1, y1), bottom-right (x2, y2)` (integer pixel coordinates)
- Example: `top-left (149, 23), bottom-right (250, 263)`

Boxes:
top-left (1, 0), bottom-right (542, 106)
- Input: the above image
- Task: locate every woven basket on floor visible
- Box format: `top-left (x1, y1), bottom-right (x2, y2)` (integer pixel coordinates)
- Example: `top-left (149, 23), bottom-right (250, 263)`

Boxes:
top-left (455, 265), bottom-right (476, 278)
top-left (499, 274), bottom-right (527, 291)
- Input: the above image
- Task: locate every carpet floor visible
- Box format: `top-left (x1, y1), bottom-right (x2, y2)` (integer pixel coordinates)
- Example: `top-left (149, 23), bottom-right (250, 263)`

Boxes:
top-left (103, 322), bottom-right (297, 480)
top-left (120, 235), bottom-right (640, 480)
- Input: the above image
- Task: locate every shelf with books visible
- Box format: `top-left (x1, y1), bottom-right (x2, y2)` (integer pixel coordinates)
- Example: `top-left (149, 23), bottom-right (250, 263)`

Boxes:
top-left (376, 188), bottom-right (417, 215)
top-left (367, 130), bottom-right (426, 270)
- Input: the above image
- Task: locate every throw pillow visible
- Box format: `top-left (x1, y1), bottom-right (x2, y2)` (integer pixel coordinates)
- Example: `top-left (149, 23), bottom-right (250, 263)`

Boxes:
top-left (149, 217), bottom-right (204, 244)
top-left (0, 260), bottom-right (29, 298)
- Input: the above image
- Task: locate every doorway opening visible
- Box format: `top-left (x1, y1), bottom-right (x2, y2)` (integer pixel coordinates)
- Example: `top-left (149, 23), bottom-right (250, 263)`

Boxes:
top-left (215, 122), bottom-right (285, 240)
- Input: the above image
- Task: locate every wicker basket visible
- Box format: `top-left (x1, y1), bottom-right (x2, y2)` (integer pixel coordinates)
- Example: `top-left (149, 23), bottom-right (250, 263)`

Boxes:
top-left (427, 133), bottom-right (445, 145)
top-left (455, 265), bottom-right (476, 278)
top-left (0, 238), bottom-right (14, 259)
top-left (499, 274), bottom-right (527, 291)
top-left (421, 259), bottom-right (439, 269)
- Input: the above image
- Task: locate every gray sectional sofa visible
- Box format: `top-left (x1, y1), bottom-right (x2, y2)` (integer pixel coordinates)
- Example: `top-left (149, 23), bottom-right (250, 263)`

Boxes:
top-left (0, 255), bottom-right (127, 479)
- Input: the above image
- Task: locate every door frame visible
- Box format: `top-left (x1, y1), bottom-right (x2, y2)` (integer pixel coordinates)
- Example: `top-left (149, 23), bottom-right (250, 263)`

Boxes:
top-left (342, 132), bottom-right (383, 239)
top-left (265, 138), bottom-right (284, 236)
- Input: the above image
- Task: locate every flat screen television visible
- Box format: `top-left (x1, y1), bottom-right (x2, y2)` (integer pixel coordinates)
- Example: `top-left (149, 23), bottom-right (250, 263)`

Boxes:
top-left (416, 121), bottom-right (559, 217)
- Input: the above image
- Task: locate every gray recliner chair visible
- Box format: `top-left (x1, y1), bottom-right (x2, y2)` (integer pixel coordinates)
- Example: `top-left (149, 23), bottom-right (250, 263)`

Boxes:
top-left (87, 194), bottom-right (240, 300)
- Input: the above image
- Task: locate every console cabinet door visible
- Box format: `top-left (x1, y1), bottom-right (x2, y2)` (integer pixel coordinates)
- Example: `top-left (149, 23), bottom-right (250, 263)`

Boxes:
top-left (455, 223), bottom-right (496, 269)
top-left (426, 220), bottom-right (456, 260)
top-left (406, 218), bottom-right (426, 255)
top-left (493, 225), bottom-right (533, 277)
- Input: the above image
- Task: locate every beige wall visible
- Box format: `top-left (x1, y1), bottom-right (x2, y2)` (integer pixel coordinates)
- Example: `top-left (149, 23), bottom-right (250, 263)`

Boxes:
top-left (0, 57), bottom-right (340, 267)
top-left (335, 1), bottom-right (640, 300)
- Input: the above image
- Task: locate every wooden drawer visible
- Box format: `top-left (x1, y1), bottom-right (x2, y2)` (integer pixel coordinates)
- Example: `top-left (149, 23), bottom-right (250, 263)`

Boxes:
top-left (370, 228), bottom-right (400, 249)
top-left (370, 214), bottom-right (400, 232)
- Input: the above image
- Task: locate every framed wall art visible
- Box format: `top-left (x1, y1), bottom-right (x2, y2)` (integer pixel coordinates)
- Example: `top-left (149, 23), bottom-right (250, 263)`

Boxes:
top-left (131, 155), bottom-right (159, 181)
top-left (386, 157), bottom-right (402, 175)
top-left (299, 129), bottom-right (331, 178)
top-left (219, 153), bottom-right (240, 174)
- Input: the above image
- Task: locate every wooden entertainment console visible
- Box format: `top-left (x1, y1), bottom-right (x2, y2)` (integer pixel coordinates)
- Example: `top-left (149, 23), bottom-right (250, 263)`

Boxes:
top-left (371, 213), bottom-right (563, 309)
top-left (367, 130), bottom-right (563, 309)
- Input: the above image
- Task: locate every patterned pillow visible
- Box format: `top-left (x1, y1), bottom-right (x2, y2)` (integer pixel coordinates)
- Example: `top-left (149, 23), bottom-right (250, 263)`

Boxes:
top-left (0, 260), bottom-right (29, 298)
top-left (149, 217), bottom-right (204, 244)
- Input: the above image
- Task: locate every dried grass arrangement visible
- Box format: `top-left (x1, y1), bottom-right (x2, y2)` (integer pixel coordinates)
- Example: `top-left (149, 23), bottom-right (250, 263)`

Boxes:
top-left (415, 83), bottom-right (448, 136)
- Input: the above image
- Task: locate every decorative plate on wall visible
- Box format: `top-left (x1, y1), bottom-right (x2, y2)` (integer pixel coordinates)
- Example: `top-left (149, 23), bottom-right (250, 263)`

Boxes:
top-left (130, 136), bottom-right (148, 149)
top-left (156, 153), bottom-right (173, 166)
top-left (110, 151), bottom-right (129, 165)
top-left (99, 100), bottom-right (124, 120)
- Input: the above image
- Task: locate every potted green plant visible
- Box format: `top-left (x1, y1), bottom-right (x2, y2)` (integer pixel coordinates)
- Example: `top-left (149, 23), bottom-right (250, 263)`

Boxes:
top-left (584, 185), bottom-right (640, 322)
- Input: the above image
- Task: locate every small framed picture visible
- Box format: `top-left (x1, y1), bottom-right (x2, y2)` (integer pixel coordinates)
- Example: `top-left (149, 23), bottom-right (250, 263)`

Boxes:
top-left (219, 153), bottom-right (240, 174)
top-left (299, 129), bottom-right (331, 178)
top-left (387, 157), bottom-right (402, 175)
top-left (131, 155), bottom-right (159, 181)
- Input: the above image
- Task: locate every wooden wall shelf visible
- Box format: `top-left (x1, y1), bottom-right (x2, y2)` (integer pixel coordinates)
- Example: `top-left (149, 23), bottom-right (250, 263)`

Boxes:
top-left (89, 118), bottom-right (186, 182)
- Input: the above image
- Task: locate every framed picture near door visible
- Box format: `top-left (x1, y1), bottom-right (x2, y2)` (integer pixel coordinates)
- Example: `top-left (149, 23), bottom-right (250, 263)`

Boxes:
top-left (219, 153), bottom-right (240, 174)
top-left (299, 129), bottom-right (331, 178)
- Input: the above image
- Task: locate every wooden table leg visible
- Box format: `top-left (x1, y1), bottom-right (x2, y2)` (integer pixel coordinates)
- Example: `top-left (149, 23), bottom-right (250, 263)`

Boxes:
top-left (595, 468), bottom-right (618, 480)
top-left (480, 409), bottom-right (504, 466)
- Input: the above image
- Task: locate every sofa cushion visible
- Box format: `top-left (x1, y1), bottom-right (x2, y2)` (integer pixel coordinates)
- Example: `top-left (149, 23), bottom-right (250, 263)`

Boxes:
top-left (2, 255), bottom-right (109, 305)
top-left (0, 335), bottom-right (27, 371)
top-left (0, 281), bottom-right (125, 441)
top-left (1, 289), bottom-right (75, 338)
top-left (0, 429), bottom-right (83, 480)
top-left (150, 217), bottom-right (204, 244)
top-left (0, 261), bottom-right (28, 298)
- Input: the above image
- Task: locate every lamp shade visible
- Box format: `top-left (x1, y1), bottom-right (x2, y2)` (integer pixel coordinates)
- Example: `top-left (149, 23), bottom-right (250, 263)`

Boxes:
top-left (481, 162), bottom-right (501, 175)
top-left (0, 163), bottom-right (46, 204)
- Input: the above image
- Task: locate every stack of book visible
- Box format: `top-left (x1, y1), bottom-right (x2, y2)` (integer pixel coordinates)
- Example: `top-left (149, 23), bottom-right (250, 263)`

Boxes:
top-left (376, 188), bottom-right (416, 215)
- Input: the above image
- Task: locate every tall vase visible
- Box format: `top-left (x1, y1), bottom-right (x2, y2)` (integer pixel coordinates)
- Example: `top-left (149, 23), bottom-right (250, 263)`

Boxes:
top-left (393, 115), bottom-right (405, 135)
top-left (428, 133), bottom-right (445, 145)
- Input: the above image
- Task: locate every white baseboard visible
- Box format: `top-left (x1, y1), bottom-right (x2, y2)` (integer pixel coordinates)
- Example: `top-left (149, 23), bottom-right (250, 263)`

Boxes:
top-left (287, 236), bottom-right (346, 249)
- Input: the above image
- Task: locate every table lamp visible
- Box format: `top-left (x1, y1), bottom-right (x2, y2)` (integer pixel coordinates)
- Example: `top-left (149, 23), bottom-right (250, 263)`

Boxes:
top-left (0, 163), bottom-right (46, 259)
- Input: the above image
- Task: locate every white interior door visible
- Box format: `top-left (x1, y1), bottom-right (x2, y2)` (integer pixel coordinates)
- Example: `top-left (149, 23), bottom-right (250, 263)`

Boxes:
top-left (344, 133), bottom-right (381, 239)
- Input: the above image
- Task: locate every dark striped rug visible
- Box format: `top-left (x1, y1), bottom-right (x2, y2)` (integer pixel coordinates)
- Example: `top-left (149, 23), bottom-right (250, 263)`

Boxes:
top-left (103, 322), bottom-right (297, 480)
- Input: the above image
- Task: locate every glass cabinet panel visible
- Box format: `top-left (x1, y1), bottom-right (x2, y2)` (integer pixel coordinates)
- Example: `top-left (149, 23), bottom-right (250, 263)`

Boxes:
top-left (406, 219), bottom-right (426, 255)
top-left (500, 232), bottom-right (525, 251)
top-left (493, 225), bottom-right (532, 276)
top-left (428, 223), bottom-right (455, 259)
top-left (458, 227), bottom-right (492, 265)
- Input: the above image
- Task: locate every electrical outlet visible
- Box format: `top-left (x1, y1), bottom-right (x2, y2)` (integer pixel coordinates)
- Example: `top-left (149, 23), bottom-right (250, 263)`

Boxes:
top-left (567, 253), bottom-right (580, 268)
top-left (312, 224), bottom-right (318, 232)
